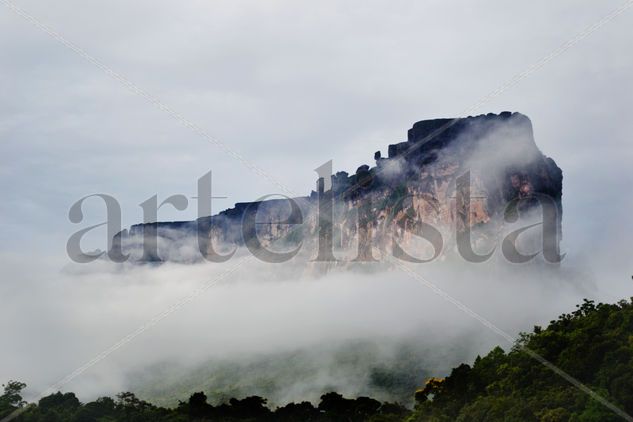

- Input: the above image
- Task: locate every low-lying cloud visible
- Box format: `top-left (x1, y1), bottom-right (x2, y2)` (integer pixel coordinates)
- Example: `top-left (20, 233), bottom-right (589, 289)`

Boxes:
top-left (0, 249), bottom-right (618, 407)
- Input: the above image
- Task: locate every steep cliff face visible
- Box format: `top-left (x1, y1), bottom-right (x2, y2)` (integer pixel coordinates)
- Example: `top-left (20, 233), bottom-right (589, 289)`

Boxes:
top-left (117, 112), bottom-right (562, 264)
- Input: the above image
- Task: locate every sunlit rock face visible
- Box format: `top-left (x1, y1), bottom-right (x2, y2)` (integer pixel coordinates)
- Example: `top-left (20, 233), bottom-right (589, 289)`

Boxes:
top-left (115, 112), bottom-right (562, 266)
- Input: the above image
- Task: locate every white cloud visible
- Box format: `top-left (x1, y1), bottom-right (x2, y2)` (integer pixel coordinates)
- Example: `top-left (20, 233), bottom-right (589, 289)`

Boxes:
top-left (0, 0), bottom-right (632, 405)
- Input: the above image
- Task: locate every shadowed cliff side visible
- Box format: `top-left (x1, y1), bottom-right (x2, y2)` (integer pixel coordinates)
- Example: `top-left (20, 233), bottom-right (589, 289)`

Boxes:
top-left (113, 112), bottom-right (562, 265)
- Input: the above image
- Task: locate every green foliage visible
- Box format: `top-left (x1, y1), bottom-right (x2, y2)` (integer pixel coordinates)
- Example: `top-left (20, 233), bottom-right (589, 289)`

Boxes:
top-left (132, 341), bottom-right (428, 408)
top-left (0, 380), bottom-right (27, 419)
top-left (7, 386), bottom-right (409, 422)
top-left (409, 298), bottom-right (633, 421)
top-left (5, 298), bottom-right (633, 421)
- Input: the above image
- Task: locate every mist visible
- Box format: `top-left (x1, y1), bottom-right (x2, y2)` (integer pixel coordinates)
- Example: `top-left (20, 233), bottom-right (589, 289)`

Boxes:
top-left (1, 238), bottom-right (626, 407)
top-left (2, 112), bottom-right (631, 408)
top-left (1, 0), bottom-right (632, 413)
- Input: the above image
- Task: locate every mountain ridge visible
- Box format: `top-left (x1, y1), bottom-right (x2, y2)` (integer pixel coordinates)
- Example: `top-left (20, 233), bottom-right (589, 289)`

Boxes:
top-left (114, 112), bottom-right (563, 264)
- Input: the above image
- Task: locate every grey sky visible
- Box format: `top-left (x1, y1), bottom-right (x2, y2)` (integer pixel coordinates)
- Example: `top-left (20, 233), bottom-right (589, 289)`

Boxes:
top-left (1, 1), bottom-right (632, 259)
top-left (1, 1), bottom-right (632, 265)
top-left (1, 0), bottom-right (633, 401)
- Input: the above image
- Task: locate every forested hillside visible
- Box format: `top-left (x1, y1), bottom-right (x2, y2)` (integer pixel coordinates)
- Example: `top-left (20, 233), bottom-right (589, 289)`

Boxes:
top-left (410, 298), bottom-right (633, 421)
top-left (2, 298), bottom-right (632, 421)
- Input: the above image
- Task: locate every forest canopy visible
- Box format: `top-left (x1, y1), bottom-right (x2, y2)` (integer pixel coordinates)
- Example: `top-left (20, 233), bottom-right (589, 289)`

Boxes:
top-left (2, 298), bottom-right (632, 421)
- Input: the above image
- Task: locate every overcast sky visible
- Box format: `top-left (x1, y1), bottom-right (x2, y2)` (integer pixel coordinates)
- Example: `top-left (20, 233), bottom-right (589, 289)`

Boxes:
top-left (1, 0), bottom-right (632, 283)
top-left (2, 0), bottom-right (633, 402)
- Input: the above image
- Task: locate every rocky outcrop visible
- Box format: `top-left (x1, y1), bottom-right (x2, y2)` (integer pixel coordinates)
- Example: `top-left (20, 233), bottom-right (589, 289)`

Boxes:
top-left (115, 112), bottom-right (562, 265)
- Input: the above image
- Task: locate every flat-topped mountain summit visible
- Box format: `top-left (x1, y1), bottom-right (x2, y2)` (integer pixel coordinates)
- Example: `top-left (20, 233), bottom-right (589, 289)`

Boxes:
top-left (114, 112), bottom-right (562, 264)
